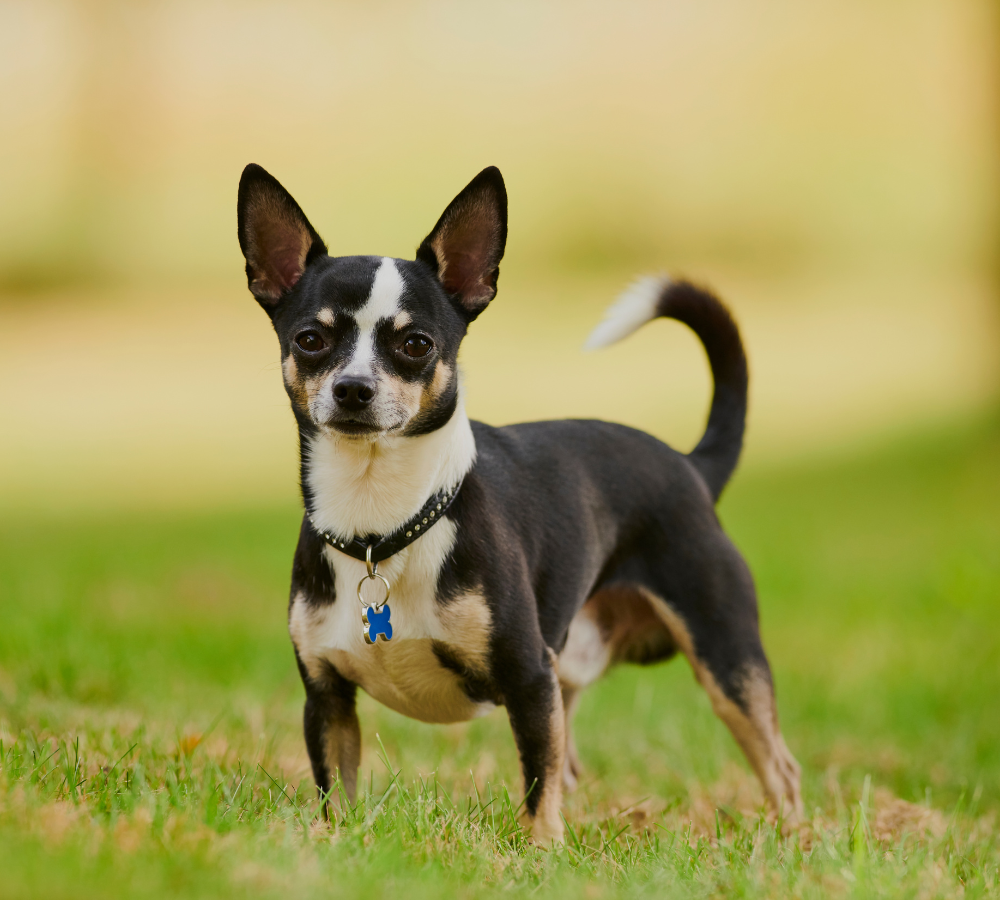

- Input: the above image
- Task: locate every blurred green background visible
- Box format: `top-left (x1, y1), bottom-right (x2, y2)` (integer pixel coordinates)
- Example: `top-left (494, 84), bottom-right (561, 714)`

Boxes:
top-left (0, 0), bottom-right (997, 511)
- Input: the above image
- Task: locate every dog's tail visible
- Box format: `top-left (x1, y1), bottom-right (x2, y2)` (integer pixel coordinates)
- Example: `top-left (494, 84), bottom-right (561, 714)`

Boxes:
top-left (584, 276), bottom-right (748, 502)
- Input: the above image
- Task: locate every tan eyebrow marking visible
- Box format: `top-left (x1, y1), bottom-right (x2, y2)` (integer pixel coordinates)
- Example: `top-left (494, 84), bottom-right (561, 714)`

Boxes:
top-left (394, 311), bottom-right (412, 330)
top-left (317, 307), bottom-right (336, 327)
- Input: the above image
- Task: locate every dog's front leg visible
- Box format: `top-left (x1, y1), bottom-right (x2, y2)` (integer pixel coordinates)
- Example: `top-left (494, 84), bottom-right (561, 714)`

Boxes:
top-left (297, 655), bottom-right (361, 818)
top-left (501, 647), bottom-right (566, 845)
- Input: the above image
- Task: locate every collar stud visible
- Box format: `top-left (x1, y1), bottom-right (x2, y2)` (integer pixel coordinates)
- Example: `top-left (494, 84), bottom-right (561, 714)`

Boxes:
top-left (306, 480), bottom-right (462, 565)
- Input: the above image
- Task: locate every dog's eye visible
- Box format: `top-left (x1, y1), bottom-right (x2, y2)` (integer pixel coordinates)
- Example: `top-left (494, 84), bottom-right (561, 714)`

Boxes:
top-left (296, 331), bottom-right (326, 353)
top-left (402, 335), bottom-right (433, 358)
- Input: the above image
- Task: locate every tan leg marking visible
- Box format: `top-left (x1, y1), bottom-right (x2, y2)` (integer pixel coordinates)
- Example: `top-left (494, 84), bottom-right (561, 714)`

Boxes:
top-left (322, 709), bottom-right (361, 805)
top-left (519, 650), bottom-right (566, 845)
top-left (642, 590), bottom-right (803, 821)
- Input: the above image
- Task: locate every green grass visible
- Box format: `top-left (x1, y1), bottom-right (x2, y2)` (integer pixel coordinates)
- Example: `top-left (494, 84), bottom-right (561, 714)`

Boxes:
top-left (1, 414), bottom-right (998, 898)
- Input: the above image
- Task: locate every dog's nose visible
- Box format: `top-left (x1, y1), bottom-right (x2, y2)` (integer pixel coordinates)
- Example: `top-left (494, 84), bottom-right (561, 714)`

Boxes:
top-left (332, 377), bottom-right (375, 411)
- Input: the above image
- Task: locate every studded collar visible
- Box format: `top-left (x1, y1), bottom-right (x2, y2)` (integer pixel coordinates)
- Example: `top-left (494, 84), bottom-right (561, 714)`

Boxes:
top-left (305, 480), bottom-right (462, 565)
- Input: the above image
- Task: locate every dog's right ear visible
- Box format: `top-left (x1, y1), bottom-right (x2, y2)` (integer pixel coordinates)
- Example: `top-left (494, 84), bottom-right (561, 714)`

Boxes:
top-left (237, 164), bottom-right (326, 307)
top-left (416, 167), bottom-right (507, 321)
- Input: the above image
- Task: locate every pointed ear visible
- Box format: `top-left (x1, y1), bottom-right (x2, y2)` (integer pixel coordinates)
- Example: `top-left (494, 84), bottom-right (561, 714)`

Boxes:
top-left (416, 167), bottom-right (507, 319)
top-left (237, 164), bottom-right (326, 306)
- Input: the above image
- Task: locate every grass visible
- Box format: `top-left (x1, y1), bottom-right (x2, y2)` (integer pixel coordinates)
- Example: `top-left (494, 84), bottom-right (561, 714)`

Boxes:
top-left (0, 413), bottom-right (998, 898)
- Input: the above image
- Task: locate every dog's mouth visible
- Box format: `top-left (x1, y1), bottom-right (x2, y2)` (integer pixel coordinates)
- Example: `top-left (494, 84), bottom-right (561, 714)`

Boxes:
top-left (328, 419), bottom-right (381, 437)
top-left (321, 408), bottom-right (411, 439)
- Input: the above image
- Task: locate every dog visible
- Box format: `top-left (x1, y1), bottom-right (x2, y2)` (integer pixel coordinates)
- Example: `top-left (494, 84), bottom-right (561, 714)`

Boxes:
top-left (236, 164), bottom-right (802, 843)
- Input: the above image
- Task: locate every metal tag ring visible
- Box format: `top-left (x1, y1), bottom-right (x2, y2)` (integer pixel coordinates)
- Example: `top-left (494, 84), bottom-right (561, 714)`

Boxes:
top-left (357, 572), bottom-right (390, 611)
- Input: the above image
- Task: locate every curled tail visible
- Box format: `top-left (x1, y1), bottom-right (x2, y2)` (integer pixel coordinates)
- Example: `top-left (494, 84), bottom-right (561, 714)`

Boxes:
top-left (585, 276), bottom-right (748, 501)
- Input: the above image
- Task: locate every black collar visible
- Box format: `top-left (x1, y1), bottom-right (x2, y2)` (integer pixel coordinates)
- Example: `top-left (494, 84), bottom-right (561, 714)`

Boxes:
top-left (305, 481), bottom-right (462, 565)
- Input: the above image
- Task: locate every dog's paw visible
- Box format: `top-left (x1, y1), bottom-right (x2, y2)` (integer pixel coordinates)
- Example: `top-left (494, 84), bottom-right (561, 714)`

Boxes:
top-left (519, 811), bottom-right (565, 847)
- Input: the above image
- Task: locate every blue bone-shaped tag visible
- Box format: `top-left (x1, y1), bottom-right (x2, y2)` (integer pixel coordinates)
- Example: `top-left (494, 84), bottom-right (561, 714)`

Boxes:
top-left (362, 604), bottom-right (392, 644)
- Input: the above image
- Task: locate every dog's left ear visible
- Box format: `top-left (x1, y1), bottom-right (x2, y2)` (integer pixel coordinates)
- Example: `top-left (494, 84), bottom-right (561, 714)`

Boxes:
top-left (417, 167), bottom-right (507, 320)
top-left (237, 164), bottom-right (327, 307)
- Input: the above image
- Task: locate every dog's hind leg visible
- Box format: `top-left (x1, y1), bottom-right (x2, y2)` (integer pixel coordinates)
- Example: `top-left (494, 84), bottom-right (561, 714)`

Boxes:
top-left (560, 686), bottom-right (584, 791)
top-left (557, 604), bottom-right (611, 792)
top-left (297, 655), bottom-right (361, 817)
top-left (639, 539), bottom-right (803, 822)
top-left (557, 586), bottom-right (678, 790)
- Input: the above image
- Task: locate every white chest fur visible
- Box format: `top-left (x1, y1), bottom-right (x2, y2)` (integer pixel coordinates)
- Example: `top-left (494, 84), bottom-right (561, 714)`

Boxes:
top-left (289, 516), bottom-right (495, 724)
top-left (292, 383), bottom-right (488, 723)
top-left (304, 399), bottom-right (477, 541)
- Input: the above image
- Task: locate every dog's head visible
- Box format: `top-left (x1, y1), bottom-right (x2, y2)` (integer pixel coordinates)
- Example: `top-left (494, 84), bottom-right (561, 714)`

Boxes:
top-left (237, 164), bottom-right (506, 438)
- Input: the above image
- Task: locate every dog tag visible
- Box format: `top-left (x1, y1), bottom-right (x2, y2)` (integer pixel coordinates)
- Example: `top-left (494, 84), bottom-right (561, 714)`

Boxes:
top-left (358, 566), bottom-right (392, 645)
top-left (362, 604), bottom-right (393, 644)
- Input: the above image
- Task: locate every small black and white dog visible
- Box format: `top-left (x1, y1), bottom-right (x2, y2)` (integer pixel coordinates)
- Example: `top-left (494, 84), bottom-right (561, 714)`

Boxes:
top-left (236, 165), bottom-right (801, 842)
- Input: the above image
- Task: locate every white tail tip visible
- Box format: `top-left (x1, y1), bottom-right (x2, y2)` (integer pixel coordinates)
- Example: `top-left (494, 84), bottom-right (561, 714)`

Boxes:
top-left (583, 275), bottom-right (670, 350)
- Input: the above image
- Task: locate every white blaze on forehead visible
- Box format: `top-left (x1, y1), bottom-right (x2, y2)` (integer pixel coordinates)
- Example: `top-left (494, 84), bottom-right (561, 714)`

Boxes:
top-left (342, 257), bottom-right (405, 376)
top-left (360, 259), bottom-right (405, 329)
